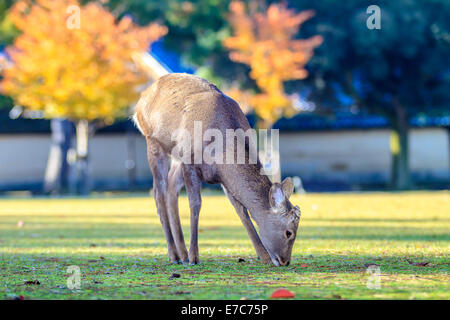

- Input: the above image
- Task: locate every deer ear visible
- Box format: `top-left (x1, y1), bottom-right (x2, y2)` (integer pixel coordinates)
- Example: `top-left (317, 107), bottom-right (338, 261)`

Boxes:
top-left (269, 183), bottom-right (285, 211)
top-left (281, 177), bottom-right (294, 199)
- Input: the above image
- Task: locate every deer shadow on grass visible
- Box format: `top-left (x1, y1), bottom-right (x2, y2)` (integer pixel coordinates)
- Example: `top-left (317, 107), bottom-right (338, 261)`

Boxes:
top-left (2, 222), bottom-right (448, 247)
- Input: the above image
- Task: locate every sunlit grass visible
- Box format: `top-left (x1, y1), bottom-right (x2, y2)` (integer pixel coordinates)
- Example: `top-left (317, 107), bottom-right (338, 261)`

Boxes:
top-left (0, 191), bottom-right (448, 299)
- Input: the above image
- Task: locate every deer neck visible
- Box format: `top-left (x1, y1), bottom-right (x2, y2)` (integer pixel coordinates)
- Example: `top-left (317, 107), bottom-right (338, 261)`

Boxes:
top-left (220, 163), bottom-right (272, 224)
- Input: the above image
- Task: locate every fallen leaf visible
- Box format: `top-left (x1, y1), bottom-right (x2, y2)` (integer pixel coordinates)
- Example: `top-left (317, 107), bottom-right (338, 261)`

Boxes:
top-left (270, 288), bottom-right (295, 299)
top-left (300, 264), bottom-right (308, 268)
top-left (169, 273), bottom-right (181, 280)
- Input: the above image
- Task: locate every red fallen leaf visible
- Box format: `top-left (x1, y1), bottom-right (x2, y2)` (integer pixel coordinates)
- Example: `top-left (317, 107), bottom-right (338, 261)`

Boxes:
top-left (270, 288), bottom-right (295, 299)
top-left (300, 264), bottom-right (308, 268)
top-left (19, 295), bottom-right (25, 300)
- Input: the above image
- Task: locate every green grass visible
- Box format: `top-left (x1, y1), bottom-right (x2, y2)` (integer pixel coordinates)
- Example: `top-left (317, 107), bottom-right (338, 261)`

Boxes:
top-left (0, 191), bottom-right (449, 300)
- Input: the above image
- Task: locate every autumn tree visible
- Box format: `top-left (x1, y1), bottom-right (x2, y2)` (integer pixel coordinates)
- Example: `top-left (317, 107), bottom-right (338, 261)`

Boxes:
top-left (223, 1), bottom-right (322, 129)
top-left (0, 0), bottom-right (18, 45)
top-left (1, 0), bottom-right (166, 194)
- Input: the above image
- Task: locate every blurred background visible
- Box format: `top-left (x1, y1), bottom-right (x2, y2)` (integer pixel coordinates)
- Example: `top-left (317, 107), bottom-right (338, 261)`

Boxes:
top-left (0, 0), bottom-right (448, 196)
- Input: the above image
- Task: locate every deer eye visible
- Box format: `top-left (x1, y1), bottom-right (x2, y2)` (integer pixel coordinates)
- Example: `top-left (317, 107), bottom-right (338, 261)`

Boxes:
top-left (285, 230), bottom-right (293, 239)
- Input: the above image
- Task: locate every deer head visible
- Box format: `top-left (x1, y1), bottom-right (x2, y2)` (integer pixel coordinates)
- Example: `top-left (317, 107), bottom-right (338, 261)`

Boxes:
top-left (257, 177), bottom-right (301, 266)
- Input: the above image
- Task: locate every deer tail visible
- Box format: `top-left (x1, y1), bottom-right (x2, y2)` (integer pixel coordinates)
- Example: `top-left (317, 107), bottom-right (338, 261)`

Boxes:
top-left (131, 93), bottom-right (149, 136)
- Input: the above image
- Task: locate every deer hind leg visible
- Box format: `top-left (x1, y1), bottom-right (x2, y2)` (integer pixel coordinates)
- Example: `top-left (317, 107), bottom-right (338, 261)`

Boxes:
top-left (222, 185), bottom-right (272, 264)
top-left (182, 164), bottom-right (202, 265)
top-left (166, 160), bottom-right (189, 263)
top-left (146, 137), bottom-right (180, 263)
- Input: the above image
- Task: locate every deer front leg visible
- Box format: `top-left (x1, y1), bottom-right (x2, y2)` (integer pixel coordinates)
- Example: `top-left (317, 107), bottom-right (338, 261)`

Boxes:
top-left (222, 186), bottom-right (272, 264)
top-left (166, 160), bottom-right (189, 263)
top-left (146, 138), bottom-right (179, 263)
top-left (182, 164), bottom-right (202, 265)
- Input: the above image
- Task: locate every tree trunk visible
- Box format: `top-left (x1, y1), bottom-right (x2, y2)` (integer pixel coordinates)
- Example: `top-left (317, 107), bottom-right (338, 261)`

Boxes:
top-left (390, 100), bottom-right (411, 190)
top-left (75, 120), bottom-right (90, 195)
top-left (43, 119), bottom-right (74, 195)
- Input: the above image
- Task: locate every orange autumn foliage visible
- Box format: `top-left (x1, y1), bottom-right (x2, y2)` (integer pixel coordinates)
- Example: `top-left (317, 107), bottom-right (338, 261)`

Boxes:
top-left (224, 1), bottom-right (322, 128)
top-left (1, 0), bottom-right (167, 122)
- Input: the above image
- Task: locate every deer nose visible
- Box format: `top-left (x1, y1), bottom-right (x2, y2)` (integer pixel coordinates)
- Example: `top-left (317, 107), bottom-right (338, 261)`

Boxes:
top-left (277, 257), bottom-right (290, 266)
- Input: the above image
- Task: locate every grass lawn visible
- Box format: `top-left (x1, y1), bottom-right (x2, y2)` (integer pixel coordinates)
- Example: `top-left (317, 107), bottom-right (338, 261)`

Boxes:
top-left (0, 191), bottom-right (448, 300)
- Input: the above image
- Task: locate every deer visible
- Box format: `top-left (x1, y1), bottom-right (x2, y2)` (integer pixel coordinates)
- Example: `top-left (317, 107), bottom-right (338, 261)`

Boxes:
top-left (133, 73), bottom-right (300, 266)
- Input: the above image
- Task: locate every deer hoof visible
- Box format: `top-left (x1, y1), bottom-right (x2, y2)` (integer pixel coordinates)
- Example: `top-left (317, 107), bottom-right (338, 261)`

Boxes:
top-left (189, 257), bottom-right (200, 265)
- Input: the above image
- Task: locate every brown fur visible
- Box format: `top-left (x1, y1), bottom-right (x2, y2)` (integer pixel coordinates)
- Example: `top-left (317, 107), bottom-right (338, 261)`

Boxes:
top-left (135, 73), bottom-right (300, 266)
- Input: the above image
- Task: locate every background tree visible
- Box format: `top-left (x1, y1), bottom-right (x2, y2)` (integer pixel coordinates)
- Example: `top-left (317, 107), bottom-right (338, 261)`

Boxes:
top-left (1, 0), bottom-right (74, 195)
top-left (223, 0), bottom-right (322, 129)
top-left (1, 0), bottom-right (166, 194)
top-left (106, 0), bottom-right (244, 85)
top-left (0, 0), bottom-right (16, 116)
top-left (0, 0), bottom-right (17, 45)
